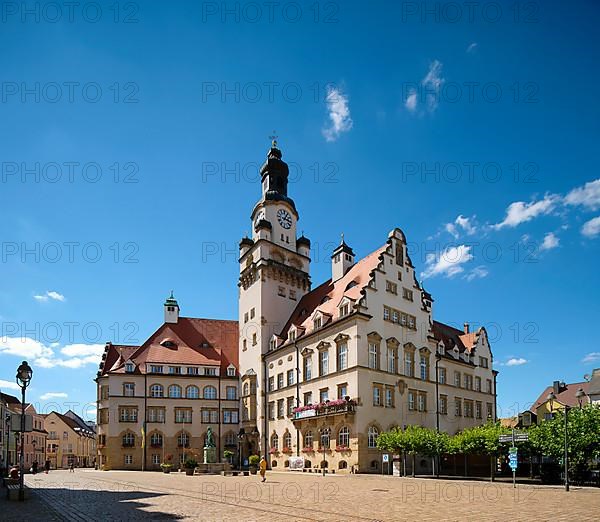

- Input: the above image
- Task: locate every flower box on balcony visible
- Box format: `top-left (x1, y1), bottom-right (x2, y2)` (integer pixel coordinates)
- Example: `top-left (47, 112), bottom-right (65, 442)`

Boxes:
top-left (269, 448), bottom-right (278, 455)
top-left (335, 445), bottom-right (350, 452)
top-left (282, 448), bottom-right (292, 454)
top-left (301, 447), bottom-right (315, 453)
top-left (317, 447), bottom-right (332, 453)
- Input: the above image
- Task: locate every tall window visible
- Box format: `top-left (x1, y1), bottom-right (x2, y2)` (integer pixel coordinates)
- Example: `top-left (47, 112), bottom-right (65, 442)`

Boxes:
top-left (439, 368), bottom-right (446, 385)
top-left (373, 386), bottom-right (381, 406)
top-left (283, 432), bottom-right (292, 450)
top-left (304, 430), bottom-right (313, 448)
top-left (123, 383), bottom-right (135, 397)
top-left (175, 409), bottom-right (192, 423)
top-left (454, 372), bottom-right (461, 387)
top-left (203, 386), bottom-right (217, 399)
top-left (303, 357), bottom-right (312, 381)
top-left (177, 432), bottom-right (189, 447)
top-left (287, 369), bottom-right (295, 386)
top-left (455, 398), bottom-right (462, 417)
top-left (475, 376), bottom-right (481, 392)
top-left (337, 343), bottom-right (348, 371)
top-left (404, 350), bottom-right (413, 377)
top-left (319, 349), bottom-right (329, 376)
top-left (168, 385), bottom-right (182, 398)
top-left (122, 433), bottom-right (135, 447)
top-left (271, 433), bottom-right (279, 450)
top-left (367, 426), bottom-right (379, 448)
top-left (150, 433), bottom-right (162, 447)
top-left (420, 355), bottom-right (428, 380)
top-left (186, 385), bottom-right (199, 399)
top-left (385, 387), bottom-right (394, 407)
top-left (319, 389), bottom-right (329, 403)
top-left (226, 386), bottom-right (237, 400)
top-left (320, 429), bottom-right (330, 449)
top-left (338, 427), bottom-right (350, 447)
top-left (277, 373), bottom-right (284, 389)
top-left (368, 342), bottom-right (379, 370)
top-left (408, 390), bottom-right (416, 411)
top-left (417, 392), bottom-right (426, 412)
top-left (439, 395), bottom-right (448, 415)
top-left (387, 347), bottom-right (396, 373)
top-left (150, 384), bottom-right (163, 397)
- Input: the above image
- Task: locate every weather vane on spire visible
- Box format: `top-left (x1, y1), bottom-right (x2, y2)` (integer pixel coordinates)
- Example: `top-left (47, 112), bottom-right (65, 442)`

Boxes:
top-left (269, 130), bottom-right (278, 148)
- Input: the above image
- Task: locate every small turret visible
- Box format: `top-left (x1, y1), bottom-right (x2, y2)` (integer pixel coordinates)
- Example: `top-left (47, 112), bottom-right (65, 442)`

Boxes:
top-left (331, 234), bottom-right (355, 281)
top-left (164, 291), bottom-right (180, 324)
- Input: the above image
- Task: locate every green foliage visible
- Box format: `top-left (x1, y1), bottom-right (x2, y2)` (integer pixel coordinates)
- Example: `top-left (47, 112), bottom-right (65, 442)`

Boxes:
top-left (248, 454), bottom-right (260, 466)
top-left (376, 425), bottom-right (450, 457)
top-left (183, 459), bottom-right (198, 469)
top-left (453, 422), bottom-right (509, 456)
top-left (223, 449), bottom-right (234, 458)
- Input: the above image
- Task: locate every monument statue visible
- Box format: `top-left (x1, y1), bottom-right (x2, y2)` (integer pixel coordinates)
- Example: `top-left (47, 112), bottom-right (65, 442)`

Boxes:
top-left (205, 426), bottom-right (216, 448)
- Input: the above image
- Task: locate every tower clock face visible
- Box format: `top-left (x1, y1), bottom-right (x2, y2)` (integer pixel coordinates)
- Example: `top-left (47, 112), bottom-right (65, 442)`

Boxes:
top-left (277, 209), bottom-right (292, 229)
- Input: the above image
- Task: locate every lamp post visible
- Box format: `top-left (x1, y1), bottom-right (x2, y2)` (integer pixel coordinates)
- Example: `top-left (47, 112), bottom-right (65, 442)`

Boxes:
top-left (434, 353), bottom-right (441, 478)
top-left (319, 427), bottom-right (330, 476)
top-left (238, 428), bottom-right (245, 472)
top-left (5, 412), bottom-right (11, 477)
top-left (16, 360), bottom-right (33, 501)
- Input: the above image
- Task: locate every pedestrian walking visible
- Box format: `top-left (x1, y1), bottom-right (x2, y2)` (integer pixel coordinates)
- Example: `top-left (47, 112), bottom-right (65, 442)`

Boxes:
top-left (259, 456), bottom-right (267, 482)
top-left (69, 461), bottom-right (75, 473)
top-left (44, 459), bottom-right (51, 474)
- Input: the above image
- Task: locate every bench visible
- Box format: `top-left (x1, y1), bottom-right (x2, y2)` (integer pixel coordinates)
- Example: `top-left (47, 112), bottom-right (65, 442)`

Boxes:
top-left (6, 484), bottom-right (29, 500)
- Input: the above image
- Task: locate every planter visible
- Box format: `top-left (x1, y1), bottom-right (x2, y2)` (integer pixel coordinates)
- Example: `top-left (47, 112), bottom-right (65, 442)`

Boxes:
top-left (162, 468), bottom-right (171, 474)
top-left (185, 469), bottom-right (194, 476)
top-left (249, 466), bottom-right (258, 475)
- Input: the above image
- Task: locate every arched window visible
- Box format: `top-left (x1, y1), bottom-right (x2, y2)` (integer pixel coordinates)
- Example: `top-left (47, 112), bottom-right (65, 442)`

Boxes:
top-left (271, 460), bottom-right (278, 467)
top-left (338, 427), bottom-right (350, 447)
top-left (122, 432), bottom-right (135, 447)
top-left (243, 383), bottom-right (249, 396)
top-left (367, 426), bottom-right (379, 448)
top-left (186, 385), bottom-right (199, 399)
top-left (150, 432), bottom-right (162, 447)
top-left (283, 432), bottom-right (292, 449)
top-left (203, 385), bottom-right (217, 399)
top-left (177, 432), bottom-right (189, 448)
top-left (338, 460), bottom-right (347, 469)
top-left (303, 430), bottom-right (313, 448)
top-left (320, 429), bottom-right (330, 449)
top-left (168, 384), bottom-right (182, 398)
top-left (271, 433), bottom-right (279, 450)
top-left (150, 384), bottom-right (163, 397)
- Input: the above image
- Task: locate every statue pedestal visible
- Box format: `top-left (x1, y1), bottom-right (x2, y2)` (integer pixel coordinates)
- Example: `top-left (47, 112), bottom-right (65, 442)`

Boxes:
top-left (203, 447), bottom-right (216, 464)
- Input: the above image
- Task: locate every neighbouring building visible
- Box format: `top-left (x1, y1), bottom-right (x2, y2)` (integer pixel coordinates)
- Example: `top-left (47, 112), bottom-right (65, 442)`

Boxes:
top-left (530, 378), bottom-right (594, 423)
top-left (237, 141), bottom-right (498, 473)
top-left (44, 410), bottom-right (96, 469)
top-left (1, 394), bottom-right (47, 471)
top-left (95, 312), bottom-right (239, 471)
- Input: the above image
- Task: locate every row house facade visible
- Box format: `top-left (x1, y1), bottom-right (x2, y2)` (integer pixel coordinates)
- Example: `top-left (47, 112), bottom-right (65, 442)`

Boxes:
top-left (238, 142), bottom-right (498, 473)
top-left (44, 410), bottom-right (96, 469)
top-left (95, 305), bottom-right (239, 471)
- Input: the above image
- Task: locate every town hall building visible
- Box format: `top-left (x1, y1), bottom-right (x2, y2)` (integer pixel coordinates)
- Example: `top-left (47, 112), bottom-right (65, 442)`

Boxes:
top-left (96, 141), bottom-right (497, 472)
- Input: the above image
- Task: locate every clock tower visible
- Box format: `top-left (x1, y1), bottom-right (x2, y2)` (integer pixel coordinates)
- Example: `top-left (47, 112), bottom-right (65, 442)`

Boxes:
top-left (238, 140), bottom-right (311, 457)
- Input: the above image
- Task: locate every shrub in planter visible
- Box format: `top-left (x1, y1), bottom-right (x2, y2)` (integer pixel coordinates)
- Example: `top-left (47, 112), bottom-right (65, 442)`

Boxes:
top-left (248, 454), bottom-right (260, 474)
top-left (160, 463), bottom-right (173, 474)
top-left (183, 459), bottom-right (198, 475)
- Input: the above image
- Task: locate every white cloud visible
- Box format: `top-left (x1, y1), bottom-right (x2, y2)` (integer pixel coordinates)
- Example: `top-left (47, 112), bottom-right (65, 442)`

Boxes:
top-left (539, 232), bottom-right (559, 251)
top-left (505, 357), bottom-right (528, 366)
top-left (0, 337), bottom-right (104, 369)
top-left (33, 290), bottom-right (65, 302)
top-left (422, 60), bottom-right (444, 112)
top-left (422, 245), bottom-right (473, 279)
top-left (446, 215), bottom-right (477, 238)
top-left (40, 392), bottom-right (68, 400)
top-left (582, 352), bottom-right (600, 364)
top-left (405, 89), bottom-right (418, 113)
top-left (492, 194), bottom-right (559, 230)
top-left (322, 87), bottom-right (353, 142)
top-left (466, 42), bottom-right (478, 53)
top-left (465, 265), bottom-right (489, 282)
top-left (0, 379), bottom-right (20, 391)
top-left (581, 216), bottom-right (600, 238)
top-left (564, 178), bottom-right (600, 210)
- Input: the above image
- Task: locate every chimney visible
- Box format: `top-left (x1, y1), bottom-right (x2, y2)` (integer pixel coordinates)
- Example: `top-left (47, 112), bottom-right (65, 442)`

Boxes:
top-left (553, 380), bottom-right (560, 394)
top-left (463, 322), bottom-right (470, 334)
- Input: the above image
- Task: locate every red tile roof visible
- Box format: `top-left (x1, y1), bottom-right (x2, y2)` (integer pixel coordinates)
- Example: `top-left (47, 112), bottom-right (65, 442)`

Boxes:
top-left (279, 245), bottom-right (389, 340)
top-left (99, 318), bottom-right (238, 376)
top-left (532, 381), bottom-right (592, 410)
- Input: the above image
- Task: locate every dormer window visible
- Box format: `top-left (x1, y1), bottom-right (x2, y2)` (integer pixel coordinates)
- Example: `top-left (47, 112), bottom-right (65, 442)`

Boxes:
top-left (269, 338), bottom-right (277, 351)
top-left (289, 329), bottom-right (296, 342)
top-left (314, 317), bottom-right (322, 329)
top-left (125, 363), bottom-right (134, 373)
top-left (160, 338), bottom-right (177, 348)
top-left (340, 303), bottom-right (349, 317)
top-left (227, 365), bottom-right (236, 377)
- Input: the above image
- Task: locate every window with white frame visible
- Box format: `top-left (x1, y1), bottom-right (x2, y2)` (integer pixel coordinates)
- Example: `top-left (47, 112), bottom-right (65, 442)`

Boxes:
top-left (319, 388), bottom-right (329, 403)
top-left (373, 386), bottom-right (381, 406)
top-left (150, 384), bottom-right (163, 397)
top-left (277, 373), bottom-right (284, 389)
top-left (338, 426), bottom-right (350, 447)
top-left (337, 342), bottom-right (348, 371)
top-left (304, 430), bottom-right (313, 448)
top-left (124, 454), bottom-right (133, 465)
top-left (186, 385), bottom-right (199, 399)
top-left (287, 369), bottom-right (295, 386)
top-left (168, 384), bottom-right (182, 398)
top-left (226, 386), bottom-right (237, 400)
top-left (404, 350), bottom-right (414, 377)
top-left (417, 392), bottom-right (426, 412)
top-left (203, 386), bottom-right (217, 399)
top-left (385, 387), bottom-right (394, 407)
top-left (387, 346), bottom-right (396, 373)
top-left (367, 426), bottom-right (379, 448)
top-left (408, 390), bottom-right (416, 411)
top-left (439, 367), bottom-right (446, 385)
top-left (420, 354), bottom-right (428, 380)
top-left (368, 342), bottom-right (379, 370)
top-left (123, 383), bottom-right (135, 397)
top-left (319, 349), bottom-right (329, 376)
top-left (304, 356), bottom-right (312, 381)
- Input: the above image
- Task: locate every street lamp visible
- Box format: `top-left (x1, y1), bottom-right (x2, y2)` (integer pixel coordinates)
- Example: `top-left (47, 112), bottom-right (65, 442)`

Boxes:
top-left (318, 427), bottom-right (330, 476)
top-left (237, 428), bottom-right (245, 472)
top-left (434, 352), bottom-right (441, 478)
top-left (16, 360), bottom-right (33, 501)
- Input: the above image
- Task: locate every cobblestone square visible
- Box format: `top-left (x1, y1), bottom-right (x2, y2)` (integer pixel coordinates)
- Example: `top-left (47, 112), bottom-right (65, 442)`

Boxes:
top-left (6, 470), bottom-right (598, 521)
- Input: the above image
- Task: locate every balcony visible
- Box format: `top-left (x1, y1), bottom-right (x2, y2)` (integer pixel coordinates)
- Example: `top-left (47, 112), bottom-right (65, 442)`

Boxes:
top-left (293, 398), bottom-right (356, 422)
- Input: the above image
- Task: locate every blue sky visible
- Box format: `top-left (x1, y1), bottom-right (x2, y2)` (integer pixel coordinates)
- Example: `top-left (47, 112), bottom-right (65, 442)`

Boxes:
top-left (1, 1), bottom-right (600, 421)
